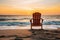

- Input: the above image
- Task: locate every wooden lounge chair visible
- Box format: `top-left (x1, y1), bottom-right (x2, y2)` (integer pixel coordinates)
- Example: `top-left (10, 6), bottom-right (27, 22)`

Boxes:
top-left (30, 12), bottom-right (43, 30)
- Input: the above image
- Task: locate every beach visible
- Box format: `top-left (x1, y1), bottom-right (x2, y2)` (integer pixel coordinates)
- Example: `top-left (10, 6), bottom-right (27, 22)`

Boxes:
top-left (0, 0), bottom-right (60, 40)
top-left (0, 29), bottom-right (32, 40)
top-left (0, 15), bottom-right (60, 40)
top-left (0, 27), bottom-right (60, 40)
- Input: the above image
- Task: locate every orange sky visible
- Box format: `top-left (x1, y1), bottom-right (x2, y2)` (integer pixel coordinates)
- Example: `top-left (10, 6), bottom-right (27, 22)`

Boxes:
top-left (0, 0), bottom-right (60, 15)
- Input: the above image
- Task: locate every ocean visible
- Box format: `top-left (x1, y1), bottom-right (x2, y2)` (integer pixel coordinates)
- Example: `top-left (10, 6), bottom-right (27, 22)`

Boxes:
top-left (0, 15), bottom-right (60, 30)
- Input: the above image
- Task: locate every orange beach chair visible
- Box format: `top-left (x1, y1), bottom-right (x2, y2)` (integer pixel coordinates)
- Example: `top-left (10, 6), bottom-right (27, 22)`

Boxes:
top-left (30, 12), bottom-right (43, 30)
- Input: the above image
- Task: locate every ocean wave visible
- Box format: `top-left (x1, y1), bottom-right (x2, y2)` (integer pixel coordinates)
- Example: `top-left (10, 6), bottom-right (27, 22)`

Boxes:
top-left (0, 21), bottom-right (60, 26)
top-left (0, 22), bottom-right (30, 26)
top-left (43, 21), bottom-right (60, 25)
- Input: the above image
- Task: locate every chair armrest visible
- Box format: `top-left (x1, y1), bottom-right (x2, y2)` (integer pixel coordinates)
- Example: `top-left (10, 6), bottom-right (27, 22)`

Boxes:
top-left (40, 18), bottom-right (43, 23)
top-left (30, 19), bottom-right (32, 23)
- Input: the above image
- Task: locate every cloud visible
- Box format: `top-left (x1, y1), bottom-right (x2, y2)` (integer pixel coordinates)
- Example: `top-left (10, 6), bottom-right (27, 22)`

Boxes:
top-left (0, 0), bottom-right (60, 10)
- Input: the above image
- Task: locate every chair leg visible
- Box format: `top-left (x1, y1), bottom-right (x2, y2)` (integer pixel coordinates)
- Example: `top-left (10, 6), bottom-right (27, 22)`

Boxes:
top-left (41, 25), bottom-right (43, 30)
top-left (31, 25), bottom-right (32, 30)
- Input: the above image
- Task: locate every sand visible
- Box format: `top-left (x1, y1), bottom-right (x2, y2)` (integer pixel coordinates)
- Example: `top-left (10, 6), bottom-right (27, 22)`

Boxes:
top-left (0, 29), bottom-right (32, 36)
top-left (0, 28), bottom-right (60, 40)
top-left (0, 29), bottom-right (32, 40)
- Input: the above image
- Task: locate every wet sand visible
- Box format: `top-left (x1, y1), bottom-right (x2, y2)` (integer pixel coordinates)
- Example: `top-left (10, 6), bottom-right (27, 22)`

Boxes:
top-left (0, 29), bottom-right (60, 40)
top-left (0, 29), bottom-right (32, 40)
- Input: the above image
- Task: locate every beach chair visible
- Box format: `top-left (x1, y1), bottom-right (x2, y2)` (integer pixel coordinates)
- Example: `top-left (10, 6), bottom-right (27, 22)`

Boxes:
top-left (30, 12), bottom-right (43, 30)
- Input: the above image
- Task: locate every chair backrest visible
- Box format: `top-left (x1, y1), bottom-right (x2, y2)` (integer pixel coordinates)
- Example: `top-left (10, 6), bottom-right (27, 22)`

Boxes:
top-left (33, 12), bottom-right (41, 19)
top-left (32, 12), bottom-right (41, 26)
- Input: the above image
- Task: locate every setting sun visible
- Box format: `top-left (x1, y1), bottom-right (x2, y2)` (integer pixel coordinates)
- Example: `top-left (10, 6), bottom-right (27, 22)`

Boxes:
top-left (0, 0), bottom-right (60, 15)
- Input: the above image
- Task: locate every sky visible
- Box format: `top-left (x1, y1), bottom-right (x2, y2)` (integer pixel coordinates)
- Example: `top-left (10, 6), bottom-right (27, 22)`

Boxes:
top-left (0, 0), bottom-right (60, 15)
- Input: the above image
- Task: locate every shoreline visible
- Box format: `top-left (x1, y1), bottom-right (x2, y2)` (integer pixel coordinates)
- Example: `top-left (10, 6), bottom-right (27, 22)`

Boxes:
top-left (0, 25), bottom-right (58, 30)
